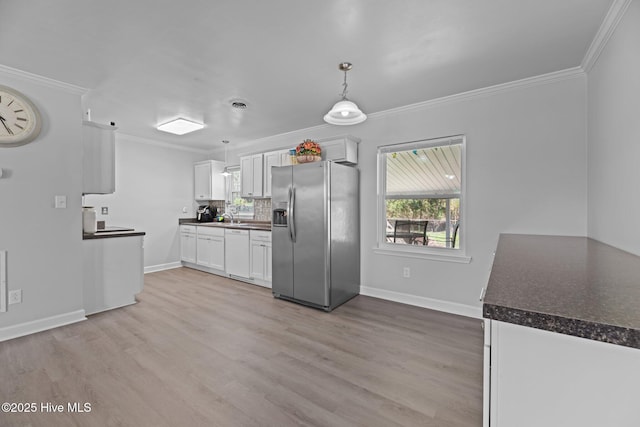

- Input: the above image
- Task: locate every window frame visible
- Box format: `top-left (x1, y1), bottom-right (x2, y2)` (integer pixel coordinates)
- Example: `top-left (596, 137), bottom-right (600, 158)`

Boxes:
top-left (375, 135), bottom-right (470, 263)
top-left (225, 166), bottom-right (255, 219)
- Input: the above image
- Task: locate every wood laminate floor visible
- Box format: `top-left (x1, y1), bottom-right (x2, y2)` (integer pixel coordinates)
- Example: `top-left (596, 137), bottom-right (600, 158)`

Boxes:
top-left (0, 267), bottom-right (483, 427)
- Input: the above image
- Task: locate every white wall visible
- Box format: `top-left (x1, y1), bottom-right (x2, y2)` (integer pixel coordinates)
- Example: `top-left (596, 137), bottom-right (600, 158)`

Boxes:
top-left (219, 73), bottom-right (588, 315)
top-left (0, 67), bottom-right (86, 334)
top-left (84, 135), bottom-right (207, 271)
top-left (587, 1), bottom-right (640, 256)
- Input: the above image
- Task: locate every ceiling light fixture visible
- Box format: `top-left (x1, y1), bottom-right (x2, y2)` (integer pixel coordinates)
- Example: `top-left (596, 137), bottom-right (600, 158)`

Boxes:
top-left (157, 118), bottom-right (204, 135)
top-left (221, 140), bottom-right (231, 177)
top-left (324, 62), bottom-right (367, 126)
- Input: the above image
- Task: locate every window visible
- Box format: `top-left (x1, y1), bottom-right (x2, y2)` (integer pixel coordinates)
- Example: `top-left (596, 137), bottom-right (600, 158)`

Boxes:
top-left (377, 135), bottom-right (466, 259)
top-left (226, 167), bottom-right (254, 219)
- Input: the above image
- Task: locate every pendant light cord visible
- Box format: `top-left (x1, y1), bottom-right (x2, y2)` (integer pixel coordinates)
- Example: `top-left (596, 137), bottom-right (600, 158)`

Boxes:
top-left (341, 70), bottom-right (349, 100)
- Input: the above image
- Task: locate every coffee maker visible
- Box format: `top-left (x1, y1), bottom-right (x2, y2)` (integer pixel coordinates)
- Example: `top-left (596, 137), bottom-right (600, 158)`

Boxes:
top-left (196, 205), bottom-right (217, 222)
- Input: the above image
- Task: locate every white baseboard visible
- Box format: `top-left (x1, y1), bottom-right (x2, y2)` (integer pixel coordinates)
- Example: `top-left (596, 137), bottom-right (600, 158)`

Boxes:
top-left (0, 309), bottom-right (87, 342)
top-left (359, 286), bottom-right (482, 319)
top-left (144, 261), bottom-right (182, 274)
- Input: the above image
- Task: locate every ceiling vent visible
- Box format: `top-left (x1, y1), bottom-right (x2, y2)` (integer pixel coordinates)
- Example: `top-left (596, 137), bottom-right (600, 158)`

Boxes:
top-left (230, 99), bottom-right (248, 110)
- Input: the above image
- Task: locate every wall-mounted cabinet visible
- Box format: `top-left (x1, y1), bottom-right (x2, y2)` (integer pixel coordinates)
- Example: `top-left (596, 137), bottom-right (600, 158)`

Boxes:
top-left (318, 135), bottom-right (360, 165)
top-left (263, 149), bottom-right (291, 197)
top-left (82, 120), bottom-right (117, 194)
top-left (240, 154), bottom-right (263, 198)
top-left (238, 135), bottom-right (358, 200)
top-left (194, 160), bottom-right (225, 201)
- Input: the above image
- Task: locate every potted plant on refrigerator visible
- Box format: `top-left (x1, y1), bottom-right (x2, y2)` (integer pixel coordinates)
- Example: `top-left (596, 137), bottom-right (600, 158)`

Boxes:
top-left (295, 139), bottom-right (322, 163)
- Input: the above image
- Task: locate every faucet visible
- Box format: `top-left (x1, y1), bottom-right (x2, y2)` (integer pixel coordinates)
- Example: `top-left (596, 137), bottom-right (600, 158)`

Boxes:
top-left (221, 212), bottom-right (234, 224)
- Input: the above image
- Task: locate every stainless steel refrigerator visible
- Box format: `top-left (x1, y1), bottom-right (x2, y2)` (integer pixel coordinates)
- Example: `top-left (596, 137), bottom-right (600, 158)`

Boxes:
top-left (271, 161), bottom-right (359, 311)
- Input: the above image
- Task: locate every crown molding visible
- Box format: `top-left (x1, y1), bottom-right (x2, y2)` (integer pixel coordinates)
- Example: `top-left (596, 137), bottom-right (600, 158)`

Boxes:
top-left (367, 67), bottom-right (585, 120)
top-left (117, 132), bottom-right (211, 154)
top-left (581, 0), bottom-right (632, 73)
top-left (0, 64), bottom-right (87, 95)
top-left (224, 66), bottom-right (586, 155)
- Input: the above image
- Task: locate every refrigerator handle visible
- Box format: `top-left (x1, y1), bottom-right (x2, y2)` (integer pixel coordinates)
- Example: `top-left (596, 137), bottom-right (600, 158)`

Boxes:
top-left (290, 186), bottom-right (297, 243)
top-left (287, 187), bottom-right (293, 242)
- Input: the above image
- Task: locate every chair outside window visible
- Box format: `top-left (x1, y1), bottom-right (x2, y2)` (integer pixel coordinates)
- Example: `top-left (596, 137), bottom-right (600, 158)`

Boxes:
top-left (451, 223), bottom-right (460, 248)
top-left (393, 220), bottom-right (429, 245)
top-left (445, 223), bottom-right (460, 248)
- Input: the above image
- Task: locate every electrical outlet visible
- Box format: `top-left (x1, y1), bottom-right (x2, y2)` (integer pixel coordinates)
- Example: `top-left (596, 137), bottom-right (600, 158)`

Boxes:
top-left (403, 267), bottom-right (411, 278)
top-left (54, 195), bottom-right (67, 209)
top-left (8, 289), bottom-right (22, 305)
top-left (101, 207), bottom-right (109, 215)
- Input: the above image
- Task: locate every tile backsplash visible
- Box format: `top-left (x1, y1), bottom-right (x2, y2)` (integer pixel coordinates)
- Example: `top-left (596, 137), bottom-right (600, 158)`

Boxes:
top-left (254, 198), bottom-right (272, 221)
top-left (208, 200), bottom-right (225, 212)
top-left (207, 198), bottom-right (271, 221)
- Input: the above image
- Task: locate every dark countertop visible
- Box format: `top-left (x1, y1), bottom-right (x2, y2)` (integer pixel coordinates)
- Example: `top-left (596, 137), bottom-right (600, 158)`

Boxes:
top-left (83, 226), bottom-right (145, 240)
top-left (483, 234), bottom-right (640, 349)
top-left (179, 220), bottom-right (271, 231)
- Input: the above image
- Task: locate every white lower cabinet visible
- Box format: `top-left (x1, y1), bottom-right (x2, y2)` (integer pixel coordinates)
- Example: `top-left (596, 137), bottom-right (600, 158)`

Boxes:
top-left (250, 230), bottom-right (272, 287)
top-left (180, 225), bottom-right (197, 263)
top-left (485, 319), bottom-right (640, 427)
top-left (196, 227), bottom-right (224, 270)
top-left (83, 235), bottom-right (144, 315)
top-left (225, 229), bottom-right (250, 278)
top-left (181, 225), bottom-right (271, 285)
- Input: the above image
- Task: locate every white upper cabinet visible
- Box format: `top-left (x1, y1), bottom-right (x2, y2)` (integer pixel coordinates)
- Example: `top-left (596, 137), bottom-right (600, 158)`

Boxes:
top-left (240, 154), bottom-right (263, 198)
top-left (280, 150), bottom-right (293, 166)
top-left (263, 149), bottom-right (289, 197)
top-left (82, 121), bottom-right (116, 194)
top-left (318, 135), bottom-right (359, 165)
top-left (194, 160), bottom-right (225, 200)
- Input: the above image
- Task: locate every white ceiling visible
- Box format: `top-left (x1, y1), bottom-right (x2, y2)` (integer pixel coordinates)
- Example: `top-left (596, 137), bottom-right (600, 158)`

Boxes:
top-left (0, 0), bottom-right (612, 151)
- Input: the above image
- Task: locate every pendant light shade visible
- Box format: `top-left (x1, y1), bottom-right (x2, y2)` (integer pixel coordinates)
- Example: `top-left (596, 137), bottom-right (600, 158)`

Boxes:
top-left (324, 100), bottom-right (367, 125)
top-left (324, 62), bottom-right (367, 126)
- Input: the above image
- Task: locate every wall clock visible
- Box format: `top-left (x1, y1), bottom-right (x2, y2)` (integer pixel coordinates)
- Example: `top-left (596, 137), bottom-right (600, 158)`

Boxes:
top-left (0, 85), bottom-right (42, 147)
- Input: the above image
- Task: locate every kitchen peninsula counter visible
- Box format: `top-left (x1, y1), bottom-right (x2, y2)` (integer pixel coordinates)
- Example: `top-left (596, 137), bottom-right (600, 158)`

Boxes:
top-left (483, 234), bottom-right (640, 349)
top-left (482, 234), bottom-right (640, 426)
top-left (83, 227), bottom-right (144, 315)
top-left (83, 226), bottom-right (145, 240)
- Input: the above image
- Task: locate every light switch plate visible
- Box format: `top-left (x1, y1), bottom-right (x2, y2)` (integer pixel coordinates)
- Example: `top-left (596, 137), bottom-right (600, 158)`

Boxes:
top-left (101, 207), bottom-right (109, 215)
top-left (54, 195), bottom-right (67, 209)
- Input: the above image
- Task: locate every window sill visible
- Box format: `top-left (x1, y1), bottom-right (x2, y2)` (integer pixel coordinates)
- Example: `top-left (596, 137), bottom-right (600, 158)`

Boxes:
top-left (372, 245), bottom-right (472, 264)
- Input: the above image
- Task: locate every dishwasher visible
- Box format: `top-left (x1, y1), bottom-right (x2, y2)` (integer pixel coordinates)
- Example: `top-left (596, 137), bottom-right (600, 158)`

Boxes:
top-left (224, 229), bottom-right (250, 279)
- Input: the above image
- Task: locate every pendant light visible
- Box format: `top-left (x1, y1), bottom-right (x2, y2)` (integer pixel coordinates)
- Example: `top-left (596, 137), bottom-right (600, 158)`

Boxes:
top-left (324, 62), bottom-right (367, 126)
top-left (221, 140), bottom-right (231, 176)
